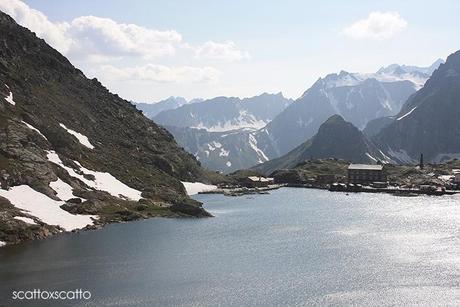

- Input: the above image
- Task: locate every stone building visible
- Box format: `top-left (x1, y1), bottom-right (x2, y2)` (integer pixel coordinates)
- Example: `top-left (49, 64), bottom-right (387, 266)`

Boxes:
top-left (347, 164), bottom-right (386, 184)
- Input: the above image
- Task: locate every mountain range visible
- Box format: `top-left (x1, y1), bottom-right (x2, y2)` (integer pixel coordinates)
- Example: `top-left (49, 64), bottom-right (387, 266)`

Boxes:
top-left (152, 93), bottom-right (292, 132)
top-left (253, 60), bottom-right (443, 159)
top-left (150, 60), bottom-right (442, 173)
top-left (255, 51), bottom-right (460, 175)
top-left (135, 96), bottom-right (203, 118)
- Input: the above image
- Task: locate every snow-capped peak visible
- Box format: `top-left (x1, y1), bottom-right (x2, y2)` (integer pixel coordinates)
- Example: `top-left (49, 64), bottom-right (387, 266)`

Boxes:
top-left (322, 71), bottom-right (363, 89)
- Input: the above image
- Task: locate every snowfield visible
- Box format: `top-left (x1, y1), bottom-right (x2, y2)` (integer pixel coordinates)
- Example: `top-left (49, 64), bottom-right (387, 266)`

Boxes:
top-left (181, 182), bottom-right (217, 195)
top-left (59, 123), bottom-right (95, 149)
top-left (0, 185), bottom-right (95, 231)
top-left (50, 178), bottom-right (76, 201)
top-left (47, 151), bottom-right (143, 201)
top-left (191, 111), bottom-right (268, 132)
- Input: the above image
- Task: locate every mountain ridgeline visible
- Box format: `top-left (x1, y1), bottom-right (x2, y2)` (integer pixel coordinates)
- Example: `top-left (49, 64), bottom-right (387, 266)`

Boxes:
top-left (151, 93), bottom-right (293, 132)
top-left (135, 97), bottom-right (190, 118)
top-left (0, 10), bottom-right (223, 244)
top-left (252, 115), bottom-right (386, 175)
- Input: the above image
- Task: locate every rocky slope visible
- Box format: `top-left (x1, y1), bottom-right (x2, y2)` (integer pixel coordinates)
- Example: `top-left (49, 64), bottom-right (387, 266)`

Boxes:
top-left (153, 93), bottom-right (293, 132)
top-left (253, 61), bottom-right (442, 159)
top-left (363, 116), bottom-right (395, 137)
top-left (0, 11), bottom-right (221, 246)
top-left (252, 115), bottom-right (387, 175)
top-left (165, 126), bottom-right (269, 173)
top-left (375, 50), bottom-right (460, 163)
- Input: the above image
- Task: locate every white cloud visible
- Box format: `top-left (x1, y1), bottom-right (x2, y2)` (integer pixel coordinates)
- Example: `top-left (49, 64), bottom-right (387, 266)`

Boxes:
top-left (1, 0), bottom-right (250, 64)
top-left (0, 0), bottom-right (181, 60)
top-left (67, 16), bottom-right (181, 60)
top-left (0, 0), bottom-right (72, 53)
top-left (195, 41), bottom-right (250, 61)
top-left (342, 11), bottom-right (407, 40)
top-left (0, 0), bottom-right (252, 100)
top-left (97, 64), bottom-right (221, 83)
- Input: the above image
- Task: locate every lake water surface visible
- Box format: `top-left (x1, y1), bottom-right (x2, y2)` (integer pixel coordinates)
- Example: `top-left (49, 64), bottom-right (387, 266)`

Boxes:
top-left (1, 188), bottom-right (460, 306)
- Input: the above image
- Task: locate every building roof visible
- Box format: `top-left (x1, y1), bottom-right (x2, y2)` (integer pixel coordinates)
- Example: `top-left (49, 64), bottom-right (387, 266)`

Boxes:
top-left (348, 164), bottom-right (383, 171)
top-left (247, 176), bottom-right (274, 182)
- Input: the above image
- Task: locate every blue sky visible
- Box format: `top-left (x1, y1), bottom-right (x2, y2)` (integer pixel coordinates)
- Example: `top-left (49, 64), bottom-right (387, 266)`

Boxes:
top-left (4, 0), bottom-right (460, 101)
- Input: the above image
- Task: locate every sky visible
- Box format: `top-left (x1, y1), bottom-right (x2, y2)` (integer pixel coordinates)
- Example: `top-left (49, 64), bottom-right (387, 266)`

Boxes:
top-left (1, 0), bottom-right (460, 102)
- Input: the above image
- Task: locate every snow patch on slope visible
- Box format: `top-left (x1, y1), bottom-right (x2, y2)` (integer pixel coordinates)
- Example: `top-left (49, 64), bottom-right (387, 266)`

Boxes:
top-left (59, 123), bottom-right (95, 149)
top-left (22, 121), bottom-right (48, 141)
top-left (387, 148), bottom-right (415, 164)
top-left (192, 111), bottom-right (268, 132)
top-left (0, 185), bottom-right (94, 231)
top-left (249, 134), bottom-right (269, 163)
top-left (378, 150), bottom-right (393, 164)
top-left (219, 147), bottom-right (229, 157)
top-left (324, 70), bottom-right (428, 91)
top-left (366, 153), bottom-right (378, 162)
top-left (14, 216), bottom-right (36, 225)
top-left (46, 151), bottom-right (142, 201)
top-left (397, 107), bottom-right (417, 121)
top-left (4, 85), bottom-right (16, 105)
top-left (181, 182), bottom-right (217, 195)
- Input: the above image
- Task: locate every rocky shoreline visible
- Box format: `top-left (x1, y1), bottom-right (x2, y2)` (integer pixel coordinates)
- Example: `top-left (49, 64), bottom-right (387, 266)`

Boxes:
top-left (0, 197), bottom-right (213, 248)
top-left (199, 184), bottom-right (284, 197)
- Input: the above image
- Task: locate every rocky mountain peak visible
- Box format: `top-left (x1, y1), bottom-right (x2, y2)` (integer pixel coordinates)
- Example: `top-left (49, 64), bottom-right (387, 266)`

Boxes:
top-left (252, 115), bottom-right (386, 175)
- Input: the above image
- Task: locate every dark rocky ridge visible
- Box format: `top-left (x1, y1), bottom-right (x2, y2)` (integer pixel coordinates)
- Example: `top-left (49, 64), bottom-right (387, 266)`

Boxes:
top-left (252, 115), bottom-right (386, 175)
top-left (0, 11), bottom-right (221, 245)
top-left (375, 50), bottom-right (460, 163)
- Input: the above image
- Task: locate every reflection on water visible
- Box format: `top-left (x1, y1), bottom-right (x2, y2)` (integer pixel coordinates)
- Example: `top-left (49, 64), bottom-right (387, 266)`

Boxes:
top-left (1, 188), bottom-right (460, 306)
